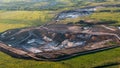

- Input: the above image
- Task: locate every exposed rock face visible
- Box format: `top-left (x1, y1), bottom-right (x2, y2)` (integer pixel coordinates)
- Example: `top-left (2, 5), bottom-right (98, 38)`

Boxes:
top-left (0, 24), bottom-right (120, 61)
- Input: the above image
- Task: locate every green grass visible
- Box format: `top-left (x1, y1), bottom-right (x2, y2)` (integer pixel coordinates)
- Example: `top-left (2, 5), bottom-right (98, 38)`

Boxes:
top-left (0, 11), bottom-right (55, 32)
top-left (0, 23), bottom-right (27, 32)
top-left (87, 1), bottom-right (120, 6)
top-left (61, 11), bottom-right (120, 26)
top-left (0, 47), bottom-right (120, 68)
top-left (97, 7), bottom-right (120, 12)
top-left (89, 12), bottom-right (120, 26)
top-left (0, 11), bottom-right (54, 26)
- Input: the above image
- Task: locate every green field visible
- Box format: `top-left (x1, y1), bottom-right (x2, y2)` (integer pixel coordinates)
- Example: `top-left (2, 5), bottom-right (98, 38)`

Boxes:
top-left (89, 12), bottom-right (120, 26)
top-left (0, 47), bottom-right (120, 68)
top-left (0, 10), bottom-right (120, 68)
top-left (0, 11), bottom-right (54, 32)
top-left (58, 12), bottom-right (120, 26)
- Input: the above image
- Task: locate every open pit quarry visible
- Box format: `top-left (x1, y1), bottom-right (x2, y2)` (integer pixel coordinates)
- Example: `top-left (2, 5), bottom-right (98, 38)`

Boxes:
top-left (0, 6), bottom-right (120, 61)
top-left (0, 23), bottom-right (120, 61)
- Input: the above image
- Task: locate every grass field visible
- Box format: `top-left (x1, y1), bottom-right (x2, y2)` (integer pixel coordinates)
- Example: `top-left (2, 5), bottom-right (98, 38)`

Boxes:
top-left (58, 12), bottom-right (120, 26)
top-left (0, 11), bottom-right (54, 32)
top-left (0, 47), bottom-right (120, 68)
top-left (0, 11), bottom-right (56, 32)
top-left (89, 12), bottom-right (120, 26)
top-left (0, 10), bottom-right (120, 68)
top-left (87, 1), bottom-right (120, 6)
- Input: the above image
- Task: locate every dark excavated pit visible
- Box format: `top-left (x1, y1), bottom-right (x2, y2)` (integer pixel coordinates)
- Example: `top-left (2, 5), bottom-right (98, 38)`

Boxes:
top-left (0, 24), bottom-right (120, 61)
